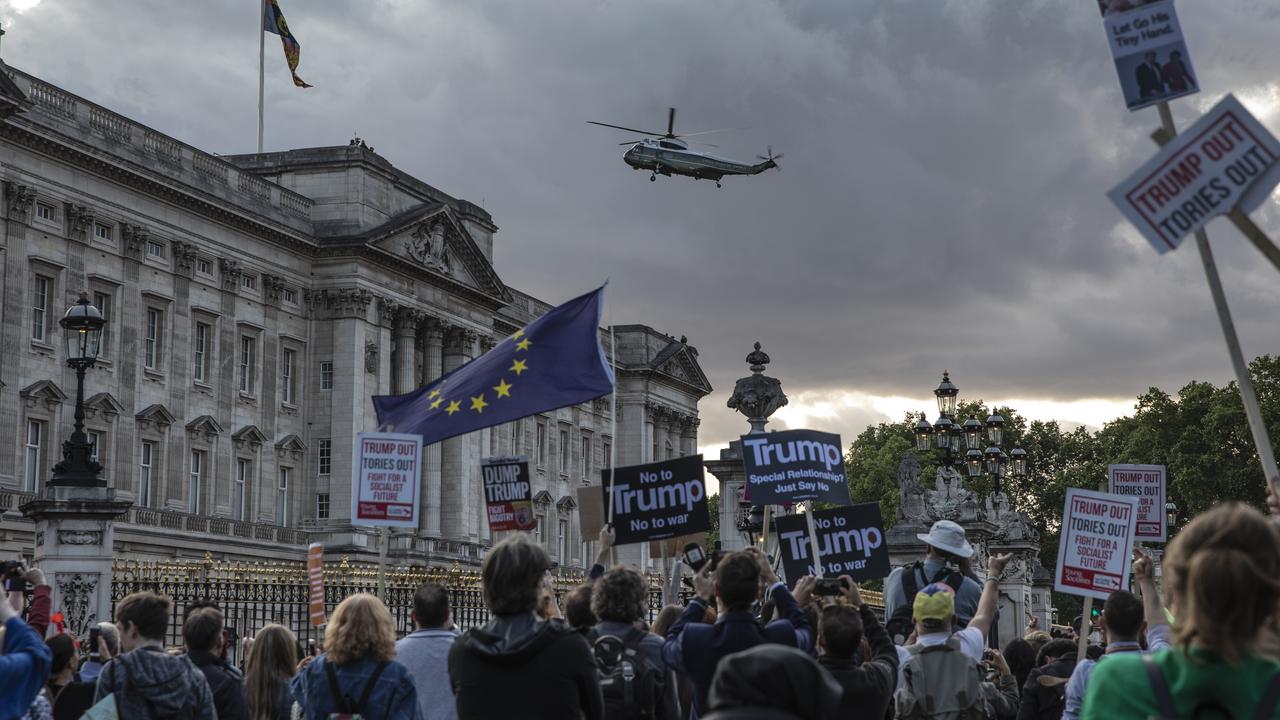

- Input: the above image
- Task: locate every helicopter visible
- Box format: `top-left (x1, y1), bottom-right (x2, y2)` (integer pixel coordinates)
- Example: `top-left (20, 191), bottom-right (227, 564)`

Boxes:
top-left (588, 108), bottom-right (782, 187)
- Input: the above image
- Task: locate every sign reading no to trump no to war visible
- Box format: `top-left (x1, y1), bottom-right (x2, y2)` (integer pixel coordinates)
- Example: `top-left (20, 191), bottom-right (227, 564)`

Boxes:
top-left (351, 432), bottom-right (422, 528)
top-left (1107, 464), bottom-right (1167, 542)
top-left (1108, 94), bottom-right (1280, 254)
top-left (773, 503), bottom-right (890, 585)
top-left (1054, 488), bottom-right (1138, 601)
top-left (601, 455), bottom-right (711, 545)
top-left (739, 429), bottom-right (852, 506)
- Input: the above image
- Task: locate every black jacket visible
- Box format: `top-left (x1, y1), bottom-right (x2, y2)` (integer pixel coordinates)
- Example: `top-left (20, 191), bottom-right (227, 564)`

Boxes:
top-left (703, 644), bottom-right (842, 720)
top-left (48, 679), bottom-right (96, 720)
top-left (817, 604), bottom-right (899, 719)
top-left (1018, 653), bottom-right (1077, 720)
top-left (188, 649), bottom-right (251, 720)
top-left (448, 614), bottom-right (602, 720)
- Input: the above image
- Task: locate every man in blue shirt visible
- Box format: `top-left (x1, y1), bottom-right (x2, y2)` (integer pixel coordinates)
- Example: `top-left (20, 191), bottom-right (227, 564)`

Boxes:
top-left (883, 520), bottom-right (983, 641)
top-left (0, 580), bottom-right (53, 720)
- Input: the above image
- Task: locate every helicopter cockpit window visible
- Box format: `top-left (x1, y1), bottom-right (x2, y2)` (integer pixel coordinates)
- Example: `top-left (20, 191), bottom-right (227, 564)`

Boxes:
top-left (659, 140), bottom-right (682, 150)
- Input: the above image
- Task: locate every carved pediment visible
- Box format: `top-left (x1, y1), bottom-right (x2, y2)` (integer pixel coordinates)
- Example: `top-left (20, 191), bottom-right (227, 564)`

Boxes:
top-left (85, 392), bottom-right (125, 421)
top-left (650, 342), bottom-right (713, 396)
top-left (21, 380), bottom-right (66, 410)
top-left (532, 490), bottom-right (554, 505)
top-left (233, 424), bottom-right (267, 450)
top-left (185, 415), bottom-right (224, 441)
top-left (556, 495), bottom-right (577, 511)
top-left (275, 433), bottom-right (307, 461)
top-left (135, 403), bottom-right (175, 429)
top-left (361, 204), bottom-right (510, 302)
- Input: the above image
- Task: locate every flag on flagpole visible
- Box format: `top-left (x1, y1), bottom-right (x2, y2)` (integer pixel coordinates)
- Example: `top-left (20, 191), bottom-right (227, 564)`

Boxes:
top-left (373, 286), bottom-right (614, 447)
top-left (263, 0), bottom-right (312, 88)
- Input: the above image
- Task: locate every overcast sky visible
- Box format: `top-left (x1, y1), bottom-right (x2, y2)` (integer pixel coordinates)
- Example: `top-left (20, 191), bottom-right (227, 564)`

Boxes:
top-left (4, 0), bottom-right (1279, 459)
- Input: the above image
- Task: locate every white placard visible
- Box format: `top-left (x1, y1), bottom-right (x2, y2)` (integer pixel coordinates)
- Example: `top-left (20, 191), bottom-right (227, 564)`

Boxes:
top-left (1100, 1), bottom-right (1199, 112)
top-left (351, 432), bottom-right (422, 528)
top-left (1108, 94), bottom-right (1280, 253)
top-left (1054, 488), bottom-right (1139, 601)
top-left (1107, 464), bottom-right (1167, 542)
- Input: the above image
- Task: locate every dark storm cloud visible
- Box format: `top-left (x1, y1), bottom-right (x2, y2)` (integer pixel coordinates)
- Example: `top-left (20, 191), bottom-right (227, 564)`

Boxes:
top-left (5, 0), bottom-right (1279, 448)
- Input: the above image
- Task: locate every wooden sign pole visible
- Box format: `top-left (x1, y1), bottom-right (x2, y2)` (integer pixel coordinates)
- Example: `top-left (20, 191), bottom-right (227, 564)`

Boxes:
top-left (1152, 102), bottom-right (1280, 500)
top-left (804, 503), bottom-right (824, 579)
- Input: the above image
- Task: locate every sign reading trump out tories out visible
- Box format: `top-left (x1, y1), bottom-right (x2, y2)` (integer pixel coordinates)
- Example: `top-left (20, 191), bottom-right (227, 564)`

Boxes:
top-left (482, 457), bottom-right (535, 532)
top-left (1107, 464), bottom-right (1167, 542)
top-left (1108, 94), bottom-right (1280, 254)
top-left (739, 430), bottom-right (851, 506)
top-left (1054, 488), bottom-right (1139, 601)
top-left (773, 503), bottom-right (890, 585)
top-left (601, 455), bottom-right (711, 545)
top-left (351, 432), bottom-right (422, 528)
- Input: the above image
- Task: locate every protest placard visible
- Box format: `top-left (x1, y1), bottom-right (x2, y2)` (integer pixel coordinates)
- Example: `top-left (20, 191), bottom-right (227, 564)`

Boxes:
top-left (1054, 488), bottom-right (1139, 600)
top-left (1108, 464), bottom-right (1167, 542)
top-left (482, 456), bottom-right (535, 532)
top-left (307, 543), bottom-right (326, 626)
top-left (773, 503), bottom-right (889, 584)
top-left (601, 455), bottom-right (711, 545)
top-left (739, 429), bottom-right (851, 506)
top-left (1099, 1), bottom-right (1198, 112)
top-left (1108, 94), bottom-right (1280, 253)
top-left (650, 532), bottom-right (707, 559)
top-left (577, 484), bottom-right (605, 539)
top-left (351, 432), bottom-right (422, 528)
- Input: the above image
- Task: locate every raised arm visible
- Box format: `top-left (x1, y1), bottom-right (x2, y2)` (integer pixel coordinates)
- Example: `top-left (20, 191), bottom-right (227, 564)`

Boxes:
top-left (967, 553), bottom-right (1012, 639)
top-left (1132, 548), bottom-right (1171, 651)
top-left (588, 525), bottom-right (615, 581)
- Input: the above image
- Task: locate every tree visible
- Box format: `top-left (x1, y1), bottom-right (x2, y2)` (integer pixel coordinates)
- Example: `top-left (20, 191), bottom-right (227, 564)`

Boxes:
top-left (706, 492), bottom-right (720, 549)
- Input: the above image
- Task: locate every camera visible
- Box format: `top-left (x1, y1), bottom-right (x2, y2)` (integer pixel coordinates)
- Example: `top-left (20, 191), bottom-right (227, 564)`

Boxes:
top-left (814, 577), bottom-right (846, 596)
top-left (706, 541), bottom-right (726, 573)
top-left (1, 561), bottom-right (26, 594)
top-left (682, 543), bottom-right (707, 573)
top-left (88, 627), bottom-right (101, 661)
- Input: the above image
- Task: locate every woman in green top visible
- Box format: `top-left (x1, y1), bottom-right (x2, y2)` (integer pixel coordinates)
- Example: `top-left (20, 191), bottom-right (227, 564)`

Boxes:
top-left (1082, 502), bottom-right (1280, 719)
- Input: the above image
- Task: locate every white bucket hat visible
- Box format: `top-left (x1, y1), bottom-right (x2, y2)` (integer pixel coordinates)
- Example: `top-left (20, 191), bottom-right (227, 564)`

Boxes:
top-left (917, 520), bottom-right (974, 558)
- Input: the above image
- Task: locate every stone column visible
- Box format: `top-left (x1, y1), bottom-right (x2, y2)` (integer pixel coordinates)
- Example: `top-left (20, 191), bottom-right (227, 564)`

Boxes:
top-left (420, 320), bottom-right (444, 537)
top-left (392, 308), bottom-right (419, 395)
top-left (21, 487), bottom-right (131, 638)
top-left (439, 327), bottom-right (475, 541)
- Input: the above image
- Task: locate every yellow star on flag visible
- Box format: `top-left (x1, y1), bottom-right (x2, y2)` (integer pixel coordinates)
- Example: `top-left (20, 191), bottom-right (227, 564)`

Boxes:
top-left (445, 400), bottom-right (461, 416)
top-left (429, 389), bottom-right (440, 398)
top-left (470, 394), bottom-right (489, 413)
top-left (430, 397), bottom-right (444, 409)
top-left (510, 359), bottom-right (528, 376)
top-left (493, 379), bottom-right (513, 398)
top-left (512, 329), bottom-right (525, 339)
top-left (516, 338), bottom-right (532, 351)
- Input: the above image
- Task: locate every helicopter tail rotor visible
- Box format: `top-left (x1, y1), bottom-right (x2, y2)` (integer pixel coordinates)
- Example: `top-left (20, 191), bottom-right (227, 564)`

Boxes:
top-left (756, 146), bottom-right (784, 169)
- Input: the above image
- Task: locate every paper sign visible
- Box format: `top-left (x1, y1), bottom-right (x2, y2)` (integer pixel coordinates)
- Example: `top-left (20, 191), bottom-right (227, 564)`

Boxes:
top-left (351, 432), bottom-right (422, 528)
top-left (307, 543), bottom-right (326, 627)
top-left (601, 455), bottom-right (711, 545)
top-left (577, 484), bottom-right (605, 540)
top-left (1107, 464), bottom-right (1167, 542)
top-left (773, 503), bottom-right (889, 584)
top-left (739, 429), bottom-right (851, 506)
top-left (482, 457), bottom-right (535, 532)
top-left (1100, 1), bottom-right (1199, 112)
top-left (1054, 488), bottom-right (1139, 600)
top-left (650, 532), bottom-right (707, 558)
top-left (1108, 94), bottom-right (1280, 253)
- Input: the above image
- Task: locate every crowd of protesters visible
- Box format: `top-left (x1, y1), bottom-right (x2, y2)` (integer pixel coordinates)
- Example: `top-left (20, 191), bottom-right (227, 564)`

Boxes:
top-left (2, 497), bottom-right (1280, 719)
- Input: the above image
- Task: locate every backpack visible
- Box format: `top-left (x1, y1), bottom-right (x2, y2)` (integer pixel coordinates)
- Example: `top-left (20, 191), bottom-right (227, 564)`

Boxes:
top-left (323, 660), bottom-right (388, 720)
top-left (894, 636), bottom-right (988, 720)
top-left (1141, 655), bottom-right (1280, 720)
top-left (885, 562), bottom-right (966, 644)
top-left (590, 627), bottom-right (664, 720)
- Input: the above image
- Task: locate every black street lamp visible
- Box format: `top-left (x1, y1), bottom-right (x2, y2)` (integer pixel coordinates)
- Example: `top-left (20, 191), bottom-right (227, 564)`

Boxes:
top-left (914, 372), bottom-right (1027, 493)
top-left (1165, 501), bottom-right (1180, 535)
top-left (48, 293), bottom-right (105, 488)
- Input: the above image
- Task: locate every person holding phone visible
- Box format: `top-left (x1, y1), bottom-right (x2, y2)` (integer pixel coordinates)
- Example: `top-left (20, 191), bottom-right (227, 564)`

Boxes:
top-left (814, 575), bottom-right (899, 718)
top-left (0, 561), bottom-right (52, 720)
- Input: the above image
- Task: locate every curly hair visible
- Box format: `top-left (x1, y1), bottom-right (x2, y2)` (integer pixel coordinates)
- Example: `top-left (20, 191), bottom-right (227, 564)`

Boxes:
top-left (1163, 502), bottom-right (1280, 664)
top-left (591, 566), bottom-right (647, 623)
top-left (324, 593), bottom-right (396, 665)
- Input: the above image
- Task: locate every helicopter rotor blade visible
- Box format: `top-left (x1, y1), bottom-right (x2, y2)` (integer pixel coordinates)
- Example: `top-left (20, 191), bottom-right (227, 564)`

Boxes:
top-left (678, 128), bottom-right (739, 138)
top-left (667, 107), bottom-right (676, 137)
top-left (587, 120), bottom-right (664, 136)
top-left (618, 139), bottom-right (647, 146)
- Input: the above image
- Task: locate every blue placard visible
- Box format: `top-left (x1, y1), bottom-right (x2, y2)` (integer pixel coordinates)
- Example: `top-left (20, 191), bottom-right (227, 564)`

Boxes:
top-left (740, 429), bottom-right (851, 505)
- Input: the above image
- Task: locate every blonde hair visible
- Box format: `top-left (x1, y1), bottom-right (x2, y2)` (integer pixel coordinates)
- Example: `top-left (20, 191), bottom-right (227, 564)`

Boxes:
top-left (325, 594), bottom-right (397, 665)
top-left (1164, 502), bottom-right (1280, 664)
top-left (244, 624), bottom-right (298, 720)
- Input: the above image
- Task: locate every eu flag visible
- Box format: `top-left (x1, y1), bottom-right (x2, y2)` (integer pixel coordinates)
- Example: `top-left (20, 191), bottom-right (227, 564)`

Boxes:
top-left (373, 287), bottom-right (614, 446)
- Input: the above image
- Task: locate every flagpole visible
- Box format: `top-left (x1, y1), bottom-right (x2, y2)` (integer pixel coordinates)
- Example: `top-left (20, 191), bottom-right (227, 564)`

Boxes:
top-left (257, 0), bottom-right (265, 153)
top-left (607, 324), bottom-right (617, 527)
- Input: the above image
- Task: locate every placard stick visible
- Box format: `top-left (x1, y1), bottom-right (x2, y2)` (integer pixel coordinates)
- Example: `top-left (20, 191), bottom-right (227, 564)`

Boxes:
top-left (1077, 596), bottom-right (1092, 662)
top-left (1153, 102), bottom-right (1280, 500)
top-left (376, 526), bottom-right (390, 601)
top-left (659, 542), bottom-right (668, 600)
top-left (760, 505), bottom-right (772, 556)
top-left (1226, 208), bottom-right (1280, 274)
top-left (804, 503), bottom-right (824, 579)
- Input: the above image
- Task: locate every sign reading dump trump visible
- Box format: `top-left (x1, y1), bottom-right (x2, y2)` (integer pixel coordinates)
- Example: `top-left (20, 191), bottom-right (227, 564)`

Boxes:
top-left (351, 432), bottom-right (422, 528)
top-left (774, 503), bottom-right (889, 584)
top-left (740, 430), bottom-right (851, 506)
top-left (1054, 488), bottom-right (1139, 601)
top-left (1107, 464), bottom-right (1167, 542)
top-left (482, 457), bottom-right (535, 532)
top-left (1108, 94), bottom-right (1280, 253)
top-left (601, 455), bottom-right (711, 545)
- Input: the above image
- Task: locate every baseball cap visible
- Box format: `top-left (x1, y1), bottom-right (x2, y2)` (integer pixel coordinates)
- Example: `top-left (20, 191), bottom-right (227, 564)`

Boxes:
top-left (913, 582), bottom-right (956, 629)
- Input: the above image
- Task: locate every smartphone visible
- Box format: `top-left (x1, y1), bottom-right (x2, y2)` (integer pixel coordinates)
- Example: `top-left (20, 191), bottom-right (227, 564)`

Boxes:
top-left (707, 541), bottom-right (726, 573)
top-left (682, 543), bottom-right (707, 573)
top-left (814, 578), bottom-right (844, 596)
top-left (88, 627), bottom-right (101, 661)
top-left (2, 576), bottom-right (27, 594)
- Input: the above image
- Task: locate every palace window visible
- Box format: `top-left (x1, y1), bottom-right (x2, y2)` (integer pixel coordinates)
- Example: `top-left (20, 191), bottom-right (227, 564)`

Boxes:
top-left (234, 459), bottom-right (250, 521)
top-left (319, 361), bottom-right (333, 390)
top-left (144, 308), bottom-right (163, 369)
top-left (188, 450), bottom-right (205, 514)
top-left (146, 241), bottom-right (165, 259)
top-left (193, 322), bottom-right (210, 382)
top-left (24, 420), bottom-right (44, 492)
top-left (93, 292), bottom-right (112, 360)
top-left (536, 423), bottom-right (547, 466)
top-left (138, 441), bottom-right (155, 508)
top-left (239, 336), bottom-right (257, 394)
top-left (318, 439), bottom-right (331, 476)
top-left (280, 348), bottom-right (296, 404)
top-left (316, 493), bottom-right (330, 520)
top-left (35, 202), bottom-right (54, 222)
top-left (196, 257), bottom-right (212, 275)
top-left (277, 467), bottom-right (290, 526)
top-left (93, 223), bottom-right (112, 242)
top-left (560, 428), bottom-right (570, 474)
top-left (241, 274), bottom-right (256, 290)
top-left (31, 275), bottom-right (50, 342)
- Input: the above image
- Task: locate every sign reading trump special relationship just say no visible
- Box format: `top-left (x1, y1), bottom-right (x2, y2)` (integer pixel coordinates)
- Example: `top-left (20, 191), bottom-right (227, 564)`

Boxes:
top-left (740, 429), bottom-right (852, 506)
top-left (351, 432), bottom-right (422, 528)
top-left (1054, 488), bottom-right (1138, 601)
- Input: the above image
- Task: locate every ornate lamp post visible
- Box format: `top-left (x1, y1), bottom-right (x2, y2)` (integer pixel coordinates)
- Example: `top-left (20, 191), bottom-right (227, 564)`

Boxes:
top-left (48, 293), bottom-right (106, 488)
top-left (1165, 500), bottom-right (1180, 536)
top-left (913, 371), bottom-right (1028, 495)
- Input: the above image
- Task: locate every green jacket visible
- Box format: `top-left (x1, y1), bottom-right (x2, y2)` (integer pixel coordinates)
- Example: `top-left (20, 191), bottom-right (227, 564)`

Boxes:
top-left (1082, 646), bottom-right (1280, 719)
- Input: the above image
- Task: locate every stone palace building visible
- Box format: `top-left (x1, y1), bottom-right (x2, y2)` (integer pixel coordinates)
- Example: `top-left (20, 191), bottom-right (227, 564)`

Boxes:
top-left (0, 60), bottom-right (710, 569)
